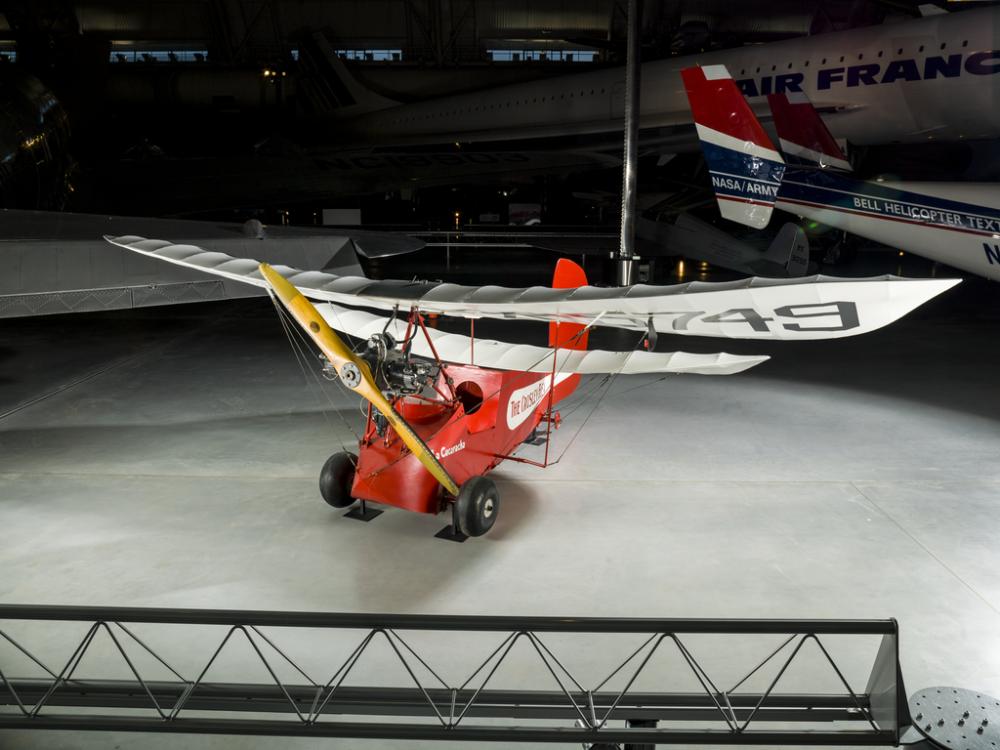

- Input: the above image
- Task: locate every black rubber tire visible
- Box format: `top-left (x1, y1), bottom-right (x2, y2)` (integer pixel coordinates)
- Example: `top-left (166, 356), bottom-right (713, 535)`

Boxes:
top-left (455, 476), bottom-right (500, 537)
top-left (319, 452), bottom-right (357, 508)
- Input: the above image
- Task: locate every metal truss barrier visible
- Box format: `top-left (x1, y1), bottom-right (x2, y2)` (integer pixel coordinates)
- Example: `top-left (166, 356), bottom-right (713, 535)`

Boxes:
top-left (0, 280), bottom-right (229, 317)
top-left (0, 605), bottom-right (912, 746)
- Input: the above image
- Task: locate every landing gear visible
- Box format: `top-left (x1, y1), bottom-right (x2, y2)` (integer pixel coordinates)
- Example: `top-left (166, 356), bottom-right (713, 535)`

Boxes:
top-left (455, 476), bottom-right (500, 537)
top-left (435, 475), bottom-right (501, 542)
top-left (322, 452), bottom-right (383, 521)
top-left (319, 452), bottom-right (357, 508)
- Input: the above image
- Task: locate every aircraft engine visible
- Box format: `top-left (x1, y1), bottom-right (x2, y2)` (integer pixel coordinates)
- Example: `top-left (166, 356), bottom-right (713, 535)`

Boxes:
top-left (320, 331), bottom-right (437, 401)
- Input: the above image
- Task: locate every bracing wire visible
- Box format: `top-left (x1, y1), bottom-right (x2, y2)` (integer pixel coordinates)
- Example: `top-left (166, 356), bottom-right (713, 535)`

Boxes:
top-left (267, 292), bottom-right (361, 452)
top-left (271, 299), bottom-right (349, 436)
top-left (548, 329), bottom-right (649, 465)
top-left (268, 293), bottom-right (658, 483)
top-left (359, 316), bottom-right (644, 482)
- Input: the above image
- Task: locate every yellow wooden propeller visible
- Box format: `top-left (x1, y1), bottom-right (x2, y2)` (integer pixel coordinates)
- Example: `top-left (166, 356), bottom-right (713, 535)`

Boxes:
top-left (259, 263), bottom-right (460, 496)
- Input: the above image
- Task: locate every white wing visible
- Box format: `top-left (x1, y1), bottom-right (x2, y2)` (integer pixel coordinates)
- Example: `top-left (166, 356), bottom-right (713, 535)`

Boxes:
top-left (318, 303), bottom-right (768, 376)
top-left (105, 235), bottom-right (959, 340)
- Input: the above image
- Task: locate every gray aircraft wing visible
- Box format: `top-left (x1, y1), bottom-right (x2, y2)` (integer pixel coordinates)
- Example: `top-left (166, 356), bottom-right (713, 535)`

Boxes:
top-left (0, 210), bottom-right (423, 317)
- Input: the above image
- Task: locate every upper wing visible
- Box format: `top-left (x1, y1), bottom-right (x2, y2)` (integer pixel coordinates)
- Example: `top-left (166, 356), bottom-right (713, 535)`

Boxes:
top-left (319, 303), bottom-right (768, 376)
top-left (105, 235), bottom-right (959, 341)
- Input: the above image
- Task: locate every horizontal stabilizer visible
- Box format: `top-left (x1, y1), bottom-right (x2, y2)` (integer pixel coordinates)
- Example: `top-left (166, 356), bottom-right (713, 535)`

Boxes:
top-left (105, 235), bottom-right (959, 341)
top-left (681, 65), bottom-right (785, 229)
top-left (767, 92), bottom-right (853, 172)
top-left (349, 232), bottom-right (425, 259)
top-left (918, 3), bottom-right (948, 16)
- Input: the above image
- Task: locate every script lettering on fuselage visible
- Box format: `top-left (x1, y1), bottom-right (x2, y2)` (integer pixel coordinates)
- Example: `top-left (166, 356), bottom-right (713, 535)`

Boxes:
top-left (506, 377), bottom-right (551, 430)
top-left (735, 50), bottom-right (1000, 97)
top-left (434, 440), bottom-right (466, 460)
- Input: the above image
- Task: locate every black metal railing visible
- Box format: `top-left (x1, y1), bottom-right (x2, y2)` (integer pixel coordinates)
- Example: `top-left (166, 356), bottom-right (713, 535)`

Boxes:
top-left (0, 605), bottom-right (911, 745)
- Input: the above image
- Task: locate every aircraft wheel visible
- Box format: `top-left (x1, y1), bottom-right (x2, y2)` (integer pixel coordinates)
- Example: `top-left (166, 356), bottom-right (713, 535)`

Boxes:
top-left (319, 452), bottom-right (357, 508)
top-left (455, 476), bottom-right (500, 537)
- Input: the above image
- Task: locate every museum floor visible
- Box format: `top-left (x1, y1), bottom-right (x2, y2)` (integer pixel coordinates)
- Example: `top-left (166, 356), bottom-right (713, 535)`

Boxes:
top-left (1, 271), bottom-right (998, 749)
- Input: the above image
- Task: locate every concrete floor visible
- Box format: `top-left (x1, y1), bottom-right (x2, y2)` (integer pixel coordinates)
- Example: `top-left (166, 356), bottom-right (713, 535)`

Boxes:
top-left (1, 274), bottom-right (999, 749)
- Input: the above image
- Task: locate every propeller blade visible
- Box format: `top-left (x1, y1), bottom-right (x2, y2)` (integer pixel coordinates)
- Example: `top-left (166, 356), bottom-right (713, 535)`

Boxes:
top-left (259, 263), bottom-right (460, 496)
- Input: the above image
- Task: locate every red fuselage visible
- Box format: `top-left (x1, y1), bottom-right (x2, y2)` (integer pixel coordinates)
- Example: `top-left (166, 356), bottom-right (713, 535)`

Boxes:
top-left (351, 364), bottom-right (579, 514)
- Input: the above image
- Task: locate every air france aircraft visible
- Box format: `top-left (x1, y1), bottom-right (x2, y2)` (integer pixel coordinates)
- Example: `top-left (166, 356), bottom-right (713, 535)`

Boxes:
top-left (333, 7), bottom-right (1000, 151)
top-left (681, 64), bottom-right (1000, 282)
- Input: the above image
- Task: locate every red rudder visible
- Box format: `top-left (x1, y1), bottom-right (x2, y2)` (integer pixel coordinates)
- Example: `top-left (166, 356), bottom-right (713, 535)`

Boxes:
top-left (548, 258), bottom-right (589, 351)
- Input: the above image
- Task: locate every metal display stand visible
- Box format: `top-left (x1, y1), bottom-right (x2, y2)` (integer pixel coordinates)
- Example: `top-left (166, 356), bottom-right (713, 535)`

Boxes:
top-left (0, 605), bottom-right (915, 746)
top-left (910, 686), bottom-right (1000, 750)
top-left (343, 498), bottom-right (383, 522)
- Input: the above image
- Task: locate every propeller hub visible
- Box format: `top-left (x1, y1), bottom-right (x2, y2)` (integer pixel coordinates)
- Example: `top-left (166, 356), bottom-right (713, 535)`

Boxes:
top-left (339, 362), bottom-right (362, 389)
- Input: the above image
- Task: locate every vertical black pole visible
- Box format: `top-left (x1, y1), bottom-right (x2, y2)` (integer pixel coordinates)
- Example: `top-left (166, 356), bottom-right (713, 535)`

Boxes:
top-left (617, 0), bottom-right (641, 285)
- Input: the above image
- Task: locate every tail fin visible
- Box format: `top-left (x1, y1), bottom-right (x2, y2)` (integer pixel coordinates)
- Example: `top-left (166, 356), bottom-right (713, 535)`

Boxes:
top-left (766, 92), bottom-right (853, 171)
top-left (762, 223), bottom-right (810, 277)
top-left (680, 65), bottom-right (785, 229)
top-left (298, 31), bottom-right (399, 115)
top-left (548, 258), bottom-right (589, 350)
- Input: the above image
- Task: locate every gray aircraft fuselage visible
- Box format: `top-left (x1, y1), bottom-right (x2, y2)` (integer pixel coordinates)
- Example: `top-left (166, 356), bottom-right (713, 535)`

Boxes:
top-left (337, 8), bottom-right (1000, 151)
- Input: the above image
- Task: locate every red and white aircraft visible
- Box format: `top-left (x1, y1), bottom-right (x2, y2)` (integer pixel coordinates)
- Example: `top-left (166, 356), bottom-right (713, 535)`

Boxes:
top-left (103, 234), bottom-right (957, 538)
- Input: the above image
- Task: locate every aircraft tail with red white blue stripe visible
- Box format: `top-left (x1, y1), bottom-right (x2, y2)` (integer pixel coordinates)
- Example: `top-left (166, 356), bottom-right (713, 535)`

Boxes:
top-left (680, 65), bottom-right (785, 230)
top-left (766, 92), bottom-right (853, 172)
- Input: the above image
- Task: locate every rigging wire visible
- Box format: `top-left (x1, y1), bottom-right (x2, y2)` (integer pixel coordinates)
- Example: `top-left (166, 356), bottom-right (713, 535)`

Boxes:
top-left (548, 330), bottom-right (649, 465)
top-left (267, 292), bottom-right (361, 451)
top-left (605, 373), bottom-right (671, 400)
top-left (270, 294), bottom-right (658, 484)
top-left (271, 296), bottom-right (346, 431)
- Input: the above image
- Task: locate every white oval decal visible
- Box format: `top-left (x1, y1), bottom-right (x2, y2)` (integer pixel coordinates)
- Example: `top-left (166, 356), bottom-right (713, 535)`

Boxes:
top-left (506, 377), bottom-right (551, 430)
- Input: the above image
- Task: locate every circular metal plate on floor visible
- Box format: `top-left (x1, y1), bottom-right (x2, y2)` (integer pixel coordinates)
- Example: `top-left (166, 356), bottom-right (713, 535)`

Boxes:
top-left (910, 687), bottom-right (1000, 750)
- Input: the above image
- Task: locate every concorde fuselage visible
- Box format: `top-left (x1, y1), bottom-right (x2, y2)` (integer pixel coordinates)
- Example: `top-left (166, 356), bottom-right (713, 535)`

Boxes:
top-left (342, 8), bottom-right (1000, 149)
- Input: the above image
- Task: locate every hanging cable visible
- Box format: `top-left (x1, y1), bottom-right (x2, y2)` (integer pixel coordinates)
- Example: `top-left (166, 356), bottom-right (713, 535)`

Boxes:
top-left (267, 292), bottom-right (361, 450)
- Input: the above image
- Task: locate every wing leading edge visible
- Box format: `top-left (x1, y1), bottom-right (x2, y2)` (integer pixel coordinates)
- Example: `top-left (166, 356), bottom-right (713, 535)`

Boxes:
top-left (104, 235), bottom-right (958, 341)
